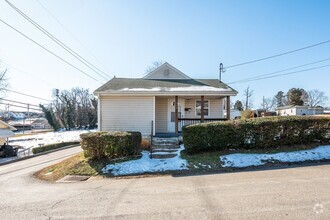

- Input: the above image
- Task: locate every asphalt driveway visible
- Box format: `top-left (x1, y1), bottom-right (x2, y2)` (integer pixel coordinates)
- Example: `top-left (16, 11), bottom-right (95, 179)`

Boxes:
top-left (0, 147), bottom-right (329, 219)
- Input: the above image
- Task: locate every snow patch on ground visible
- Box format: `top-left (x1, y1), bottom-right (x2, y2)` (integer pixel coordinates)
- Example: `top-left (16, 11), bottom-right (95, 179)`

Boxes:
top-left (102, 144), bottom-right (188, 176)
top-left (9, 130), bottom-right (95, 149)
top-left (220, 145), bottom-right (330, 168)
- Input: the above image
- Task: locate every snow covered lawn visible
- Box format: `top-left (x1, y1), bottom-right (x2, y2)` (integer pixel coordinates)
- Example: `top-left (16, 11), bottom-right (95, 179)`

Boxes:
top-left (220, 145), bottom-right (330, 168)
top-left (102, 145), bottom-right (188, 176)
top-left (9, 130), bottom-right (95, 149)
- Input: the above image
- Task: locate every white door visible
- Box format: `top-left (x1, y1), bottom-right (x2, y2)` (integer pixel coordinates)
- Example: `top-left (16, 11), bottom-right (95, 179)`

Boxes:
top-left (167, 98), bottom-right (185, 133)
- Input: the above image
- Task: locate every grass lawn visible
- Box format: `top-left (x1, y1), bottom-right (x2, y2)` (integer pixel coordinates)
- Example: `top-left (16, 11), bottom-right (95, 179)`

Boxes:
top-left (35, 153), bottom-right (106, 182)
top-left (181, 143), bottom-right (322, 171)
top-left (35, 143), bottom-right (324, 181)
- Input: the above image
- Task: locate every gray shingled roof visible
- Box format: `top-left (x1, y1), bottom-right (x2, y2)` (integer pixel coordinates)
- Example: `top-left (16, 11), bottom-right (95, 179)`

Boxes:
top-left (95, 78), bottom-right (237, 93)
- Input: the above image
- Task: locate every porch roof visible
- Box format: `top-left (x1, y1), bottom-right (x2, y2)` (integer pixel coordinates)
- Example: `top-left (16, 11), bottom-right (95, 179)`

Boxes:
top-left (94, 78), bottom-right (238, 96)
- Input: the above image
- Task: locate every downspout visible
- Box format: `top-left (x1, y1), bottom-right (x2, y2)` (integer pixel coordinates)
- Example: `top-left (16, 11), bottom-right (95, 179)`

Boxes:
top-left (97, 94), bottom-right (101, 131)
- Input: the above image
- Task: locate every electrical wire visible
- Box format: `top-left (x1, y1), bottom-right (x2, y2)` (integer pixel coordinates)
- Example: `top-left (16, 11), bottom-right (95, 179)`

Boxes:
top-left (0, 103), bottom-right (41, 111)
top-left (0, 18), bottom-right (103, 83)
top-left (225, 40), bottom-right (330, 69)
top-left (2, 88), bottom-right (51, 102)
top-left (227, 57), bottom-right (330, 84)
top-left (228, 64), bottom-right (330, 84)
top-left (1, 61), bottom-right (56, 87)
top-left (5, 0), bottom-right (110, 81)
top-left (36, 0), bottom-right (112, 76)
top-left (0, 98), bottom-right (40, 108)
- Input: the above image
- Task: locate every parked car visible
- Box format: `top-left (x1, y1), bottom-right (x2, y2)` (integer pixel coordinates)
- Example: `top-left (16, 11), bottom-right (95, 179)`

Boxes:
top-left (0, 144), bottom-right (18, 158)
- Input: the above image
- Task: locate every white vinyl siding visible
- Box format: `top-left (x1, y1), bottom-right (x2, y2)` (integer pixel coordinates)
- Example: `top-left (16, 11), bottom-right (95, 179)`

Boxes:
top-left (184, 97), bottom-right (224, 118)
top-left (100, 96), bottom-right (154, 135)
top-left (143, 63), bottom-right (190, 79)
top-left (155, 97), bottom-right (168, 133)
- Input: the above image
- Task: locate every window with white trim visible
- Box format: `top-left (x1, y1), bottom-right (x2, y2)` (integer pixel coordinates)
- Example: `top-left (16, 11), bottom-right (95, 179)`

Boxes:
top-left (195, 100), bottom-right (209, 116)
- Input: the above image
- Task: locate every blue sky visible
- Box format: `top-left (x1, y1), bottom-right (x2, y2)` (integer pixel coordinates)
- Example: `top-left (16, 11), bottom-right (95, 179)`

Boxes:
top-left (0, 0), bottom-right (329, 111)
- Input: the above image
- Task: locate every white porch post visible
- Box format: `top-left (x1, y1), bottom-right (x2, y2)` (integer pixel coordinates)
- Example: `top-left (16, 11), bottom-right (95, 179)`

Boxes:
top-left (175, 96), bottom-right (178, 135)
top-left (226, 96), bottom-right (231, 120)
top-left (153, 96), bottom-right (156, 136)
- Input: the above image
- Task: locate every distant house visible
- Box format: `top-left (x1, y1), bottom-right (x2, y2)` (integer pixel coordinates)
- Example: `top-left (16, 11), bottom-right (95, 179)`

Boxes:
top-left (0, 120), bottom-right (17, 145)
top-left (31, 118), bottom-right (51, 129)
top-left (276, 105), bottom-right (324, 116)
top-left (224, 109), bottom-right (242, 120)
top-left (94, 62), bottom-right (238, 136)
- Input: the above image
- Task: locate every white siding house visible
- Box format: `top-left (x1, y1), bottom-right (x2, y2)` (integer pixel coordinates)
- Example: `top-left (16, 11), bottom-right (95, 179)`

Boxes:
top-left (95, 62), bottom-right (238, 136)
top-left (0, 120), bottom-right (16, 145)
top-left (276, 105), bottom-right (324, 116)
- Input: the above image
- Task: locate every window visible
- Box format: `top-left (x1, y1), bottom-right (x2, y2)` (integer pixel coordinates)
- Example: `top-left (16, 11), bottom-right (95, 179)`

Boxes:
top-left (196, 100), bottom-right (209, 116)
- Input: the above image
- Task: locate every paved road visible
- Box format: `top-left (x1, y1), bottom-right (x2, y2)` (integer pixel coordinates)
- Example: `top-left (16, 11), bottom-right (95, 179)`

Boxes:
top-left (0, 147), bottom-right (329, 219)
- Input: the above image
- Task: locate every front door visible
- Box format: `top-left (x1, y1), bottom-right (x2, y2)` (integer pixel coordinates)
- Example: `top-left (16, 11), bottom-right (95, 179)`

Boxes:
top-left (167, 98), bottom-right (185, 133)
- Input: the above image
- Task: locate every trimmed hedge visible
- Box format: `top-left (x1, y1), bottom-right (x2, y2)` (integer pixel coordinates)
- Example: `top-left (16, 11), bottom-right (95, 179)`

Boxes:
top-left (32, 141), bottom-right (80, 154)
top-left (80, 131), bottom-right (142, 160)
top-left (183, 116), bottom-right (330, 154)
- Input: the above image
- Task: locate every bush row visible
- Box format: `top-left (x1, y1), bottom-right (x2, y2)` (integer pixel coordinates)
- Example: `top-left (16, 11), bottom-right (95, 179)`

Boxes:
top-left (32, 141), bottom-right (80, 154)
top-left (80, 131), bottom-right (142, 160)
top-left (182, 116), bottom-right (330, 154)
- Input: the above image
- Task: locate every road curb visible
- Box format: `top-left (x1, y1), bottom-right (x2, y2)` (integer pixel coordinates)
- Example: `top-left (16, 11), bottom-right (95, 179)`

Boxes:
top-left (0, 144), bottom-right (81, 166)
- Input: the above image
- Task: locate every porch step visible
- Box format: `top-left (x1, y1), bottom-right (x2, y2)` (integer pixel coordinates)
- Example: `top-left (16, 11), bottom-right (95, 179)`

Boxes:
top-left (152, 149), bottom-right (179, 153)
top-left (150, 153), bottom-right (177, 159)
top-left (152, 137), bottom-right (179, 146)
top-left (150, 137), bottom-right (181, 159)
top-left (152, 144), bottom-right (180, 150)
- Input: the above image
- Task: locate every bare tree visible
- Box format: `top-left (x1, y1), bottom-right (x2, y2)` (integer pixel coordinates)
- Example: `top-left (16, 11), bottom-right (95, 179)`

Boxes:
top-left (306, 89), bottom-right (328, 107)
top-left (261, 97), bottom-right (276, 111)
top-left (243, 86), bottom-right (254, 110)
top-left (47, 87), bottom-right (98, 130)
top-left (145, 60), bottom-right (164, 74)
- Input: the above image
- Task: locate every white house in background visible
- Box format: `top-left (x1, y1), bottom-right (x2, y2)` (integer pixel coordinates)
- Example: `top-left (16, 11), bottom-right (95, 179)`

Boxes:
top-left (94, 62), bottom-right (238, 136)
top-left (224, 109), bottom-right (242, 120)
top-left (0, 120), bottom-right (17, 145)
top-left (276, 105), bottom-right (324, 116)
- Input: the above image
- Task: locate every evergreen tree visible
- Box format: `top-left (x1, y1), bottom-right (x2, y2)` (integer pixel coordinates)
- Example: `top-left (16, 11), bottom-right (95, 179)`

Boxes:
top-left (287, 88), bottom-right (306, 106)
top-left (234, 100), bottom-right (243, 111)
top-left (275, 91), bottom-right (285, 107)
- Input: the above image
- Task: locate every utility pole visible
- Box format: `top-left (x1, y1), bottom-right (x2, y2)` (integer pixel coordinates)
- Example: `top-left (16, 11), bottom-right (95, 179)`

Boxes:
top-left (27, 103), bottom-right (30, 131)
top-left (262, 96), bottom-right (265, 110)
top-left (219, 63), bottom-right (226, 82)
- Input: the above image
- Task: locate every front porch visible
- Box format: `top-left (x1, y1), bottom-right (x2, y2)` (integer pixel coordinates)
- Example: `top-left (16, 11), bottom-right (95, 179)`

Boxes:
top-left (154, 95), bottom-right (231, 136)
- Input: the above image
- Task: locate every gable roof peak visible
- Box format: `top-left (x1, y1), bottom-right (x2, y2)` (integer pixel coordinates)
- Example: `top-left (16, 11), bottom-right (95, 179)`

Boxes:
top-left (142, 62), bottom-right (191, 80)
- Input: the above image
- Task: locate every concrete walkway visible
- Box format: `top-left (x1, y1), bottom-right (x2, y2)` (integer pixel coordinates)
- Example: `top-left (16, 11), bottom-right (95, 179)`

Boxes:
top-left (0, 146), bottom-right (329, 219)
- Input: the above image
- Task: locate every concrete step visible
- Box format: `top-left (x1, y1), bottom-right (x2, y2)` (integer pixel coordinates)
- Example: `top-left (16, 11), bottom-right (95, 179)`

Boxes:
top-left (151, 149), bottom-right (179, 153)
top-left (152, 137), bottom-right (179, 145)
top-left (149, 153), bottom-right (177, 159)
top-left (152, 144), bottom-right (180, 149)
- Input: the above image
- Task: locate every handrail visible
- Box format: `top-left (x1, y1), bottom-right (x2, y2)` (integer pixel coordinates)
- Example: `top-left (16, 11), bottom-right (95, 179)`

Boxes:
top-left (178, 118), bottom-right (227, 121)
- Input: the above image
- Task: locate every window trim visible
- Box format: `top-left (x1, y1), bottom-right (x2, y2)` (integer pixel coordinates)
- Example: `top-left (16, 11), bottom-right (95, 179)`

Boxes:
top-left (195, 99), bottom-right (210, 116)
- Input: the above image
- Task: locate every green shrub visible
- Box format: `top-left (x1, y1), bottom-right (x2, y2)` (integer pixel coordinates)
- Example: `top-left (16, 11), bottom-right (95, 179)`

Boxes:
top-left (32, 141), bottom-right (80, 154)
top-left (80, 131), bottom-right (142, 160)
top-left (183, 116), bottom-right (330, 154)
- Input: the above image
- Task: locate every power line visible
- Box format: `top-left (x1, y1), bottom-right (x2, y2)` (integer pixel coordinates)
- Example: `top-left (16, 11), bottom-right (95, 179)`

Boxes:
top-left (2, 61), bottom-right (56, 87)
top-left (0, 18), bottom-right (102, 83)
top-left (5, 0), bottom-right (110, 81)
top-left (0, 103), bottom-right (41, 111)
top-left (2, 88), bottom-right (51, 102)
top-left (225, 40), bottom-right (330, 69)
top-left (228, 64), bottom-right (330, 84)
top-left (227, 57), bottom-right (330, 84)
top-left (0, 98), bottom-right (40, 108)
top-left (36, 0), bottom-right (112, 76)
